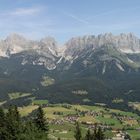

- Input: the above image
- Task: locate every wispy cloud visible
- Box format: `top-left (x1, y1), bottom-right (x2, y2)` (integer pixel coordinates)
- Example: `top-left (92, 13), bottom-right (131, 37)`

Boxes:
top-left (0, 5), bottom-right (52, 40)
top-left (86, 10), bottom-right (116, 20)
top-left (63, 12), bottom-right (89, 24)
top-left (86, 6), bottom-right (140, 21)
top-left (10, 7), bottom-right (41, 16)
top-left (0, 6), bottom-right (44, 17)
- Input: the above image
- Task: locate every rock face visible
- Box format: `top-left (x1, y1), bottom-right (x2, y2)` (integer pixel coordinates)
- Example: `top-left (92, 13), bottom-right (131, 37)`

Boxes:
top-left (59, 33), bottom-right (140, 74)
top-left (0, 34), bottom-right (34, 56)
top-left (64, 33), bottom-right (140, 59)
top-left (0, 33), bottom-right (140, 106)
top-left (0, 34), bottom-right (59, 70)
top-left (0, 33), bottom-right (140, 71)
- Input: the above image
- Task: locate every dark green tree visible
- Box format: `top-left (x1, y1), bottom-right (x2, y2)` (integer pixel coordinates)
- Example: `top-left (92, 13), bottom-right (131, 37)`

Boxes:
top-left (96, 127), bottom-right (104, 140)
top-left (74, 122), bottom-right (82, 140)
top-left (90, 124), bottom-right (97, 140)
top-left (5, 105), bottom-right (23, 140)
top-left (19, 121), bottom-right (43, 140)
top-left (124, 133), bottom-right (131, 140)
top-left (0, 108), bottom-right (5, 126)
top-left (85, 129), bottom-right (92, 140)
top-left (0, 108), bottom-right (8, 140)
top-left (0, 106), bottom-right (49, 140)
top-left (35, 106), bottom-right (49, 132)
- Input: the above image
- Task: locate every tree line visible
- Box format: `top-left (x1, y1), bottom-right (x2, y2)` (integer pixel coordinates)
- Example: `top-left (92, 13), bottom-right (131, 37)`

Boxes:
top-left (74, 122), bottom-right (104, 140)
top-left (0, 105), bottom-right (105, 140)
top-left (0, 106), bottom-right (49, 140)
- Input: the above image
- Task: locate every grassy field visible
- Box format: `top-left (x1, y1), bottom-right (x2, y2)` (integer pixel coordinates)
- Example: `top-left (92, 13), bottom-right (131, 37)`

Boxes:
top-left (43, 106), bottom-right (76, 119)
top-left (18, 104), bottom-right (140, 140)
top-left (126, 130), bottom-right (140, 140)
top-left (129, 102), bottom-right (140, 111)
top-left (41, 76), bottom-right (55, 87)
top-left (8, 92), bottom-right (31, 100)
top-left (32, 99), bottom-right (49, 105)
top-left (19, 105), bottom-right (39, 117)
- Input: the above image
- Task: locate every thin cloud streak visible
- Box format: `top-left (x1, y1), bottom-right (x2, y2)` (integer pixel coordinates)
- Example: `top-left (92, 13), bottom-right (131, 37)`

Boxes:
top-left (63, 12), bottom-right (89, 24)
top-left (10, 7), bottom-right (40, 16)
top-left (86, 10), bottom-right (116, 20)
top-left (86, 6), bottom-right (140, 20)
top-left (0, 6), bottom-right (44, 17)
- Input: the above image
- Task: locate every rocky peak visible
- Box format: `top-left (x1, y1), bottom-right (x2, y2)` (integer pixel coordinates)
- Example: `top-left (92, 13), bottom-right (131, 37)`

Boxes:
top-left (0, 34), bottom-right (34, 56)
top-left (40, 37), bottom-right (57, 47)
top-left (64, 33), bottom-right (140, 59)
top-left (117, 33), bottom-right (140, 53)
top-left (38, 37), bottom-right (58, 57)
top-left (0, 33), bottom-right (140, 70)
top-left (5, 33), bottom-right (27, 43)
top-left (0, 34), bottom-right (59, 57)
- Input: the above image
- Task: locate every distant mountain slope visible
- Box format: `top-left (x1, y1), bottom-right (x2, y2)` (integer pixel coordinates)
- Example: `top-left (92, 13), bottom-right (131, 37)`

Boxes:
top-left (0, 33), bottom-right (140, 110)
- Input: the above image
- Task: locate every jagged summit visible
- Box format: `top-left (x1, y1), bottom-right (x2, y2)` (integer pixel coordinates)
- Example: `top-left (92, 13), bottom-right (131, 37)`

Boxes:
top-left (64, 32), bottom-right (140, 54)
top-left (0, 33), bottom-right (140, 107)
top-left (0, 32), bottom-right (139, 55)
top-left (5, 33), bottom-right (27, 42)
top-left (0, 33), bottom-right (139, 70)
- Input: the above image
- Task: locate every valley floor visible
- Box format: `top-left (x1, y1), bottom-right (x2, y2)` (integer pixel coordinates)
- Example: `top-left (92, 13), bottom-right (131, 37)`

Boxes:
top-left (19, 103), bottom-right (140, 140)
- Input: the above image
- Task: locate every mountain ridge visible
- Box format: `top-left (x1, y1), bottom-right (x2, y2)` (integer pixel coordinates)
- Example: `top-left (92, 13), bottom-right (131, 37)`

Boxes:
top-left (0, 32), bottom-right (140, 57)
top-left (1, 32), bottom-right (140, 70)
top-left (0, 33), bottom-right (140, 109)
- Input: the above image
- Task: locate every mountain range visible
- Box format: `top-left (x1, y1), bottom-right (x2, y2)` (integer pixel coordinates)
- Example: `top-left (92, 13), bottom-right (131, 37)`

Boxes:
top-left (0, 33), bottom-right (140, 110)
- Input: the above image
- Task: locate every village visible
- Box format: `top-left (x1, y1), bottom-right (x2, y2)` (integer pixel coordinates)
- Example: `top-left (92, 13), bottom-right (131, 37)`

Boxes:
top-left (38, 104), bottom-right (140, 140)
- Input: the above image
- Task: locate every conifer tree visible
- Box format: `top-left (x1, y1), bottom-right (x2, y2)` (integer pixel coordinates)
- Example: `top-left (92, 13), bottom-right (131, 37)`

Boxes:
top-left (91, 124), bottom-right (97, 140)
top-left (6, 105), bottom-right (22, 140)
top-left (0, 108), bottom-right (8, 140)
top-left (85, 129), bottom-right (91, 140)
top-left (124, 133), bottom-right (131, 140)
top-left (35, 106), bottom-right (49, 132)
top-left (0, 108), bottom-right (5, 126)
top-left (74, 122), bottom-right (82, 140)
top-left (21, 121), bottom-right (40, 140)
top-left (0, 106), bottom-right (49, 140)
top-left (96, 127), bottom-right (104, 140)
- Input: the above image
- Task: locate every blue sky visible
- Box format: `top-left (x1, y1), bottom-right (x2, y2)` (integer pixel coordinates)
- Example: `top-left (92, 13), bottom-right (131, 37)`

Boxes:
top-left (0, 0), bottom-right (140, 43)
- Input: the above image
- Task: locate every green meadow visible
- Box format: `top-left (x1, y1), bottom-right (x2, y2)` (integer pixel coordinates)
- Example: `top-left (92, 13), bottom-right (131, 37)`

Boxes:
top-left (17, 103), bottom-right (140, 140)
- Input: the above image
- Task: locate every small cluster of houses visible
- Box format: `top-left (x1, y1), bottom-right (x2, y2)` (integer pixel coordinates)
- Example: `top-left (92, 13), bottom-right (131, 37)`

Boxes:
top-left (50, 119), bottom-right (64, 125)
top-left (88, 124), bottom-right (110, 130)
top-left (116, 116), bottom-right (138, 125)
top-left (75, 109), bottom-right (103, 117)
top-left (65, 115), bottom-right (78, 123)
top-left (49, 114), bottom-right (80, 125)
top-left (112, 131), bottom-right (130, 140)
top-left (47, 107), bottom-right (139, 140)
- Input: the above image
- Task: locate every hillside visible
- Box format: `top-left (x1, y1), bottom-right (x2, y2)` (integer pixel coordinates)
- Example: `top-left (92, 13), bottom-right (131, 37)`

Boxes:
top-left (0, 33), bottom-right (140, 111)
top-left (18, 103), bottom-right (140, 140)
